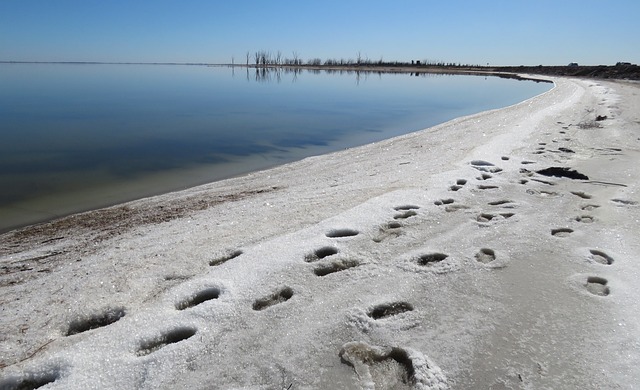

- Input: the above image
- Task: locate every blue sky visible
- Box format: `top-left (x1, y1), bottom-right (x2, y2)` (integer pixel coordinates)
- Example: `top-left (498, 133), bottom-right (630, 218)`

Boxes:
top-left (1, 0), bottom-right (638, 66)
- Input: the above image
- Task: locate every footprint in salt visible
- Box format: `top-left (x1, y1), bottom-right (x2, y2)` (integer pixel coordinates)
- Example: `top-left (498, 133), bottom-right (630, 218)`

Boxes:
top-left (367, 302), bottom-right (414, 320)
top-left (339, 342), bottom-right (447, 390)
top-left (0, 366), bottom-right (62, 390)
top-left (445, 204), bottom-right (470, 212)
top-left (551, 228), bottom-right (574, 237)
top-left (434, 198), bottom-right (454, 206)
top-left (570, 191), bottom-right (592, 199)
top-left (488, 199), bottom-right (515, 207)
top-left (373, 222), bottom-right (403, 243)
top-left (66, 307), bottom-right (126, 336)
top-left (585, 276), bottom-right (610, 296)
top-left (611, 198), bottom-right (638, 206)
top-left (326, 228), bottom-right (359, 238)
top-left (470, 160), bottom-right (503, 173)
top-left (475, 248), bottom-right (496, 264)
top-left (450, 178), bottom-right (468, 191)
top-left (305, 246), bottom-right (339, 262)
top-left (252, 287), bottom-right (294, 311)
top-left (575, 215), bottom-right (595, 223)
top-left (435, 196), bottom-right (468, 211)
top-left (589, 249), bottom-right (614, 265)
top-left (175, 287), bottom-right (221, 310)
top-left (209, 249), bottom-right (243, 266)
top-left (136, 327), bottom-right (197, 356)
top-left (476, 213), bottom-right (496, 223)
top-left (526, 189), bottom-right (559, 197)
top-left (477, 184), bottom-right (499, 190)
top-left (530, 178), bottom-right (556, 186)
top-left (393, 205), bottom-right (419, 220)
top-left (314, 259), bottom-right (360, 277)
top-left (415, 253), bottom-right (448, 266)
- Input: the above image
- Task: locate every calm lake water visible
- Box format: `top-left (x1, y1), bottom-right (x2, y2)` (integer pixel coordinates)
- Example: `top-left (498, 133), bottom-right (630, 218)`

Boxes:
top-left (0, 64), bottom-right (551, 232)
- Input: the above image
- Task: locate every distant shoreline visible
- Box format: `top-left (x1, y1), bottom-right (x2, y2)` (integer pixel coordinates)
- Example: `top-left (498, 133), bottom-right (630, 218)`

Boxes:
top-left (2, 60), bottom-right (639, 80)
top-left (0, 60), bottom-right (217, 66)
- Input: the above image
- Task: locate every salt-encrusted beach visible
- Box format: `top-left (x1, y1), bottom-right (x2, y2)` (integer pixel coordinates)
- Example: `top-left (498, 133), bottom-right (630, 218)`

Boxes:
top-left (1, 76), bottom-right (639, 389)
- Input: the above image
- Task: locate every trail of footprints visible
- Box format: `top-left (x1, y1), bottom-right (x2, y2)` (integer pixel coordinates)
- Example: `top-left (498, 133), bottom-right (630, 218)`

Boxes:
top-left (525, 121), bottom-right (623, 299)
top-left (3, 161), bottom-right (507, 389)
top-left (4, 149), bottom-right (630, 389)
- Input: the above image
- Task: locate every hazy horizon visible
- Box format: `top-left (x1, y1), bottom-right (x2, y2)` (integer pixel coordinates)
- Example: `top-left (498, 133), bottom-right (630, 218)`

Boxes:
top-left (1, 0), bottom-right (638, 67)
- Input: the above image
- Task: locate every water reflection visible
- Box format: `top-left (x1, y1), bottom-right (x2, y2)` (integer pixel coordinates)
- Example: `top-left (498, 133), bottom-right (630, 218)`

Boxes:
top-left (0, 64), bottom-right (551, 231)
top-left (235, 65), bottom-right (550, 85)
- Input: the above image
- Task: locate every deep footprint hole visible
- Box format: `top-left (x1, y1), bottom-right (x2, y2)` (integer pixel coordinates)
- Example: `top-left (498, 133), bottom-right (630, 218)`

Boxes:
top-left (0, 368), bottom-right (61, 390)
top-left (470, 160), bottom-right (495, 166)
top-left (305, 246), bottom-right (339, 262)
top-left (478, 185), bottom-right (499, 190)
top-left (611, 198), bottom-right (638, 206)
top-left (176, 287), bottom-right (221, 310)
top-left (394, 210), bottom-right (418, 220)
top-left (386, 221), bottom-right (402, 229)
top-left (477, 213), bottom-right (496, 222)
top-left (136, 327), bottom-right (197, 357)
top-left (434, 198), bottom-right (454, 206)
top-left (314, 259), bottom-right (360, 276)
top-left (393, 205), bottom-right (420, 211)
top-left (590, 249), bottom-right (614, 265)
top-left (66, 307), bottom-right (126, 336)
top-left (475, 248), bottom-right (496, 264)
top-left (252, 287), bottom-right (294, 311)
top-left (416, 253), bottom-right (448, 266)
top-left (326, 228), bottom-right (359, 238)
top-left (488, 199), bottom-right (513, 206)
top-left (368, 302), bottom-right (414, 320)
top-left (339, 343), bottom-right (417, 387)
top-left (551, 228), bottom-right (574, 237)
top-left (209, 249), bottom-right (243, 266)
top-left (570, 191), bottom-right (592, 199)
top-left (576, 215), bottom-right (594, 223)
top-left (387, 347), bottom-right (416, 385)
top-left (586, 276), bottom-right (610, 296)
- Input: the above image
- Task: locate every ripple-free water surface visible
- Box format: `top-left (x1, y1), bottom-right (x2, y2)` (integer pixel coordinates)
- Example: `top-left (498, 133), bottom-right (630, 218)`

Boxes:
top-left (0, 64), bottom-right (551, 231)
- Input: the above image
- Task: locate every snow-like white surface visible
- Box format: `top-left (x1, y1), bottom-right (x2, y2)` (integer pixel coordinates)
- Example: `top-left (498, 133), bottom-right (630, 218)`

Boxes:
top-left (1, 77), bottom-right (640, 389)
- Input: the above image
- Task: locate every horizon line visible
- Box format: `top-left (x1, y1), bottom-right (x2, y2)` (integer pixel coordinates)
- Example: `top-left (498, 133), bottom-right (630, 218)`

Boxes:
top-left (1, 60), bottom-right (633, 68)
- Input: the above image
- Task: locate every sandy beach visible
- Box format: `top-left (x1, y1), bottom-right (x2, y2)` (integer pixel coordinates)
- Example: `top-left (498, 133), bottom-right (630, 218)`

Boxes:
top-left (1, 76), bottom-right (639, 389)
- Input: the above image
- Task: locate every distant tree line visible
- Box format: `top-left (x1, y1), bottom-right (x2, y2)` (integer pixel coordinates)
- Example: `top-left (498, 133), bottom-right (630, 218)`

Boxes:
top-left (242, 50), bottom-right (481, 68)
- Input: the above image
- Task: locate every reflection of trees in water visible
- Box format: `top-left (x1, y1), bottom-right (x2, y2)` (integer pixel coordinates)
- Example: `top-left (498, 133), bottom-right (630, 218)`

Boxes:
top-left (233, 66), bottom-right (454, 85)
top-left (243, 67), bottom-right (303, 83)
